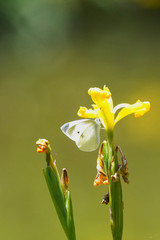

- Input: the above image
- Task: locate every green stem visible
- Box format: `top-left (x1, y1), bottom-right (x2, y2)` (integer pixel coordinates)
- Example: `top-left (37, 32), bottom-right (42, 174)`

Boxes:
top-left (44, 145), bottom-right (76, 240)
top-left (103, 140), bottom-right (123, 240)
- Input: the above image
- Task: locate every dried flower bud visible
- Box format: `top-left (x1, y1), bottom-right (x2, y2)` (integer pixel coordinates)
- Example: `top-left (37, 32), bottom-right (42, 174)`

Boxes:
top-left (61, 168), bottom-right (69, 192)
top-left (93, 143), bottom-right (108, 186)
top-left (36, 139), bottom-right (49, 153)
top-left (94, 172), bottom-right (108, 186)
top-left (101, 193), bottom-right (109, 205)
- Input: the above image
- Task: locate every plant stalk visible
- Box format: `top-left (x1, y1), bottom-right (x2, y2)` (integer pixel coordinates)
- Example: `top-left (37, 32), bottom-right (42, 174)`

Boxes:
top-left (103, 140), bottom-right (123, 240)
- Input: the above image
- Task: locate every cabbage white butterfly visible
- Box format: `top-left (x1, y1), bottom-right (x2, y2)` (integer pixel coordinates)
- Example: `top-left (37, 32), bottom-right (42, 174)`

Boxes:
top-left (60, 118), bottom-right (101, 152)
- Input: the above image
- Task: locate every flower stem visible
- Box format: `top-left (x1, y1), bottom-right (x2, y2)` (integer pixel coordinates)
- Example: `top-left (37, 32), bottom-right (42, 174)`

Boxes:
top-left (103, 141), bottom-right (123, 240)
top-left (36, 139), bottom-right (76, 240)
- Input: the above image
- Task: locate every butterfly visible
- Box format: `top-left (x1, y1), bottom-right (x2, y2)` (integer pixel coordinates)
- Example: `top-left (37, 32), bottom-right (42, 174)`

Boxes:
top-left (60, 118), bottom-right (101, 152)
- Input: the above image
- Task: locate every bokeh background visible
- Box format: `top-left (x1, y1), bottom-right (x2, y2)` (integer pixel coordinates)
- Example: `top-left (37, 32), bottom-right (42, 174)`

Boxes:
top-left (0, 0), bottom-right (160, 239)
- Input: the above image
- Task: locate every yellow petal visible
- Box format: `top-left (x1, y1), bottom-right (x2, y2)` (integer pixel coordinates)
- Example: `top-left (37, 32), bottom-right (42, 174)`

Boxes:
top-left (134, 100), bottom-right (150, 117)
top-left (114, 100), bottom-right (150, 125)
top-left (88, 86), bottom-right (111, 105)
top-left (88, 86), bottom-right (114, 131)
top-left (77, 106), bottom-right (98, 118)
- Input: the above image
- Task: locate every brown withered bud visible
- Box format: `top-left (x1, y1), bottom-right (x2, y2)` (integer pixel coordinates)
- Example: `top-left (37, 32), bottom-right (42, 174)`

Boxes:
top-left (36, 139), bottom-right (49, 153)
top-left (101, 193), bottom-right (109, 205)
top-left (61, 168), bottom-right (69, 192)
top-left (94, 143), bottom-right (108, 186)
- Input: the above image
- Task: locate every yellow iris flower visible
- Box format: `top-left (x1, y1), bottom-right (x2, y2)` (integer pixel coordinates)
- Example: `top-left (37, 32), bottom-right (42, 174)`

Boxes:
top-left (78, 86), bottom-right (150, 137)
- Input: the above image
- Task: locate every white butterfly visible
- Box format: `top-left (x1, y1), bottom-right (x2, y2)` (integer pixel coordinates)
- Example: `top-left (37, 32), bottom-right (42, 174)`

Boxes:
top-left (60, 118), bottom-right (101, 152)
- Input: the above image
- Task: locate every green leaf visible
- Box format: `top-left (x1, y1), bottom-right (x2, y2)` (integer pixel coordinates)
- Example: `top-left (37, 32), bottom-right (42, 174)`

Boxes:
top-left (43, 166), bottom-right (68, 236)
top-left (43, 166), bottom-right (76, 240)
top-left (65, 191), bottom-right (76, 240)
top-left (102, 140), bottom-right (109, 172)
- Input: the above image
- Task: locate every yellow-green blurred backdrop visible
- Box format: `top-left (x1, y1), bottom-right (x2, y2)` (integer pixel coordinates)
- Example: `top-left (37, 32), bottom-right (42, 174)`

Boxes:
top-left (0, 0), bottom-right (160, 239)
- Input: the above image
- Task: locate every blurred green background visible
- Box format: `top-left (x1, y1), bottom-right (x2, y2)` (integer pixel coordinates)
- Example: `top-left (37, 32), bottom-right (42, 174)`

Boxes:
top-left (0, 0), bottom-right (160, 239)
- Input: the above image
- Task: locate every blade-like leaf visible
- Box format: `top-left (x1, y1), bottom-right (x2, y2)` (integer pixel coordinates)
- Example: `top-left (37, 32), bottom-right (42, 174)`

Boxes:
top-left (43, 166), bottom-right (68, 237)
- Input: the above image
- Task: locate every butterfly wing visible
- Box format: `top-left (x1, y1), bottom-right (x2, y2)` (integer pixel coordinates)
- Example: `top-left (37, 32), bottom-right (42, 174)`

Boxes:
top-left (77, 121), bottom-right (100, 151)
top-left (61, 119), bottom-right (92, 142)
top-left (61, 119), bottom-right (100, 152)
